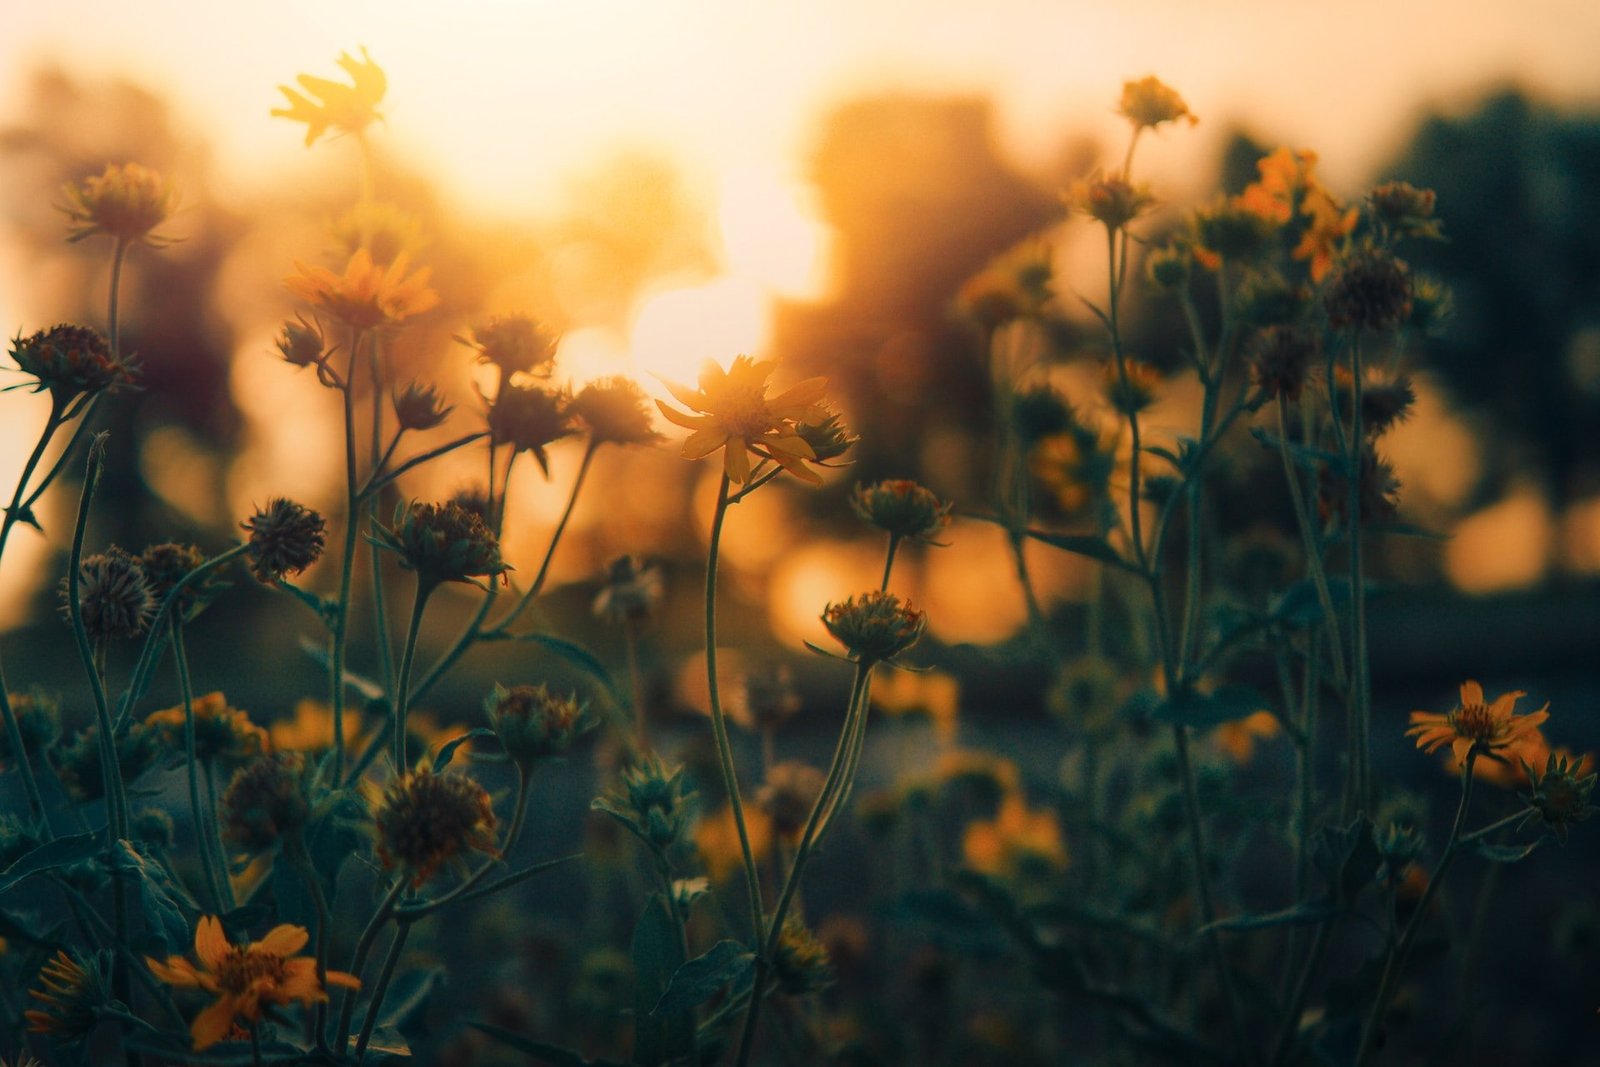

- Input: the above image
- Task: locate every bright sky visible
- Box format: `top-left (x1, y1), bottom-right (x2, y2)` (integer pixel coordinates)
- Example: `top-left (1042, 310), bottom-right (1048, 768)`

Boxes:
top-left (4, 0), bottom-right (1598, 217)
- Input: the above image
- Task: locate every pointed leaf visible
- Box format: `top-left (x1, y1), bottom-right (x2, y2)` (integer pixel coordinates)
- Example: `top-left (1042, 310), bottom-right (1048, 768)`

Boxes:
top-left (434, 727), bottom-right (497, 772)
top-left (0, 833), bottom-right (101, 894)
top-left (1201, 900), bottom-right (1339, 935)
top-left (632, 893), bottom-right (691, 1064)
top-left (1469, 838), bottom-right (1542, 864)
top-left (1023, 529), bottom-right (1140, 574)
top-left (652, 939), bottom-right (755, 1017)
top-left (519, 633), bottom-right (621, 701)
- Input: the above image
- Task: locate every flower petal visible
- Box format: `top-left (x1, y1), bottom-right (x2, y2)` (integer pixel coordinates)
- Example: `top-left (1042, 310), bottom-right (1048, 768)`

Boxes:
top-left (1459, 680), bottom-right (1484, 708)
top-left (194, 916), bottom-right (230, 971)
top-left (190, 997), bottom-right (238, 1051)
top-left (255, 923), bottom-right (309, 958)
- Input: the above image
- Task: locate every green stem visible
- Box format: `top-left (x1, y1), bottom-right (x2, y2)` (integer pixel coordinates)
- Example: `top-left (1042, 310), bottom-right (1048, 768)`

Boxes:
top-left (1273, 398), bottom-right (1349, 689)
top-left (203, 760), bottom-right (236, 911)
top-left (394, 767), bottom-right (532, 920)
top-left (488, 439), bottom-right (598, 636)
top-left (170, 623), bottom-right (225, 911)
top-left (357, 432), bottom-right (488, 502)
top-left (392, 580), bottom-right (435, 773)
top-left (335, 878), bottom-right (406, 1053)
top-left (1346, 335), bottom-right (1371, 813)
top-left (108, 238), bottom-right (127, 357)
top-left (354, 921), bottom-right (411, 1062)
top-left (1354, 752), bottom-right (1478, 1065)
top-left (286, 834), bottom-right (334, 1051)
top-left (879, 534), bottom-right (901, 592)
top-left (331, 327), bottom-right (367, 783)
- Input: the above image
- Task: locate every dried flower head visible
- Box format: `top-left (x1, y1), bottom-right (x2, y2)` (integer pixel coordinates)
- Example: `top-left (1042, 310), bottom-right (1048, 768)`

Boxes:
top-left (757, 761), bottom-right (827, 841)
top-left (593, 554), bottom-right (665, 626)
top-left (1117, 76), bottom-right (1197, 130)
top-left (373, 768), bottom-right (499, 886)
top-left (1191, 200), bottom-right (1277, 268)
top-left (1521, 753), bottom-right (1597, 844)
top-left (392, 380), bottom-right (452, 431)
top-left (1368, 181), bottom-right (1442, 241)
top-left (145, 692), bottom-right (268, 770)
top-left (657, 356), bottom-right (830, 485)
top-left (1143, 242), bottom-right (1192, 291)
top-left (570, 376), bottom-right (660, 446)
top-left (61, 547), bottom-right (155, 641)
top-left (61, 162), bottom-right (176, 246)
top-left (275, 316), bottom-right (326, 371)
top-left (147, 916), bottom-right (359, 1050)
top-left (1103, 359), bottom-right (1162, 415)
top-left (9, 324), bottom-right (137, 405)
top-left (1407, 680), bottom-right (1551, 767)
top-left (1324, 246), bottom-right (1413, 331)
top-left (771, 916), bottom-right (834, 996)
top-left (486, 382), bottom-right (573, 474)
top-left (593, 756), bottom-right (697, 851)
top-left (272, 47), bottom-right (386, 147)
top-left (139, 542), bottom-right (222, 621)
top-left (851, 480), bottom-right (952, 543)
top-left (821, 590), bottom-right (926, 664)
top-left (242, 498), bottom-right (326, 582)
top-left (374, 499), bottom-right (506, 589)
top-left (1316, 446), bottom-right (1401, 527)
top-left (0, 689), bottom-right (60, 766)
top-left (1248, 326), bottom-right (1319, 402)
top-left (1068, 172), bottom-right (1155, 232)
top-left (284, 249), bottom-right (438, 330)
top-left (26, 950), bottom-right (108, 1041)
top-left (220, 752), bottom-right (313, 853)
top-left (456, 314), bottom-right (559, 377)
top-left (487, 683), bottom-right (589, 768)
top-left (1332, 367), bottom-right (1416, 437)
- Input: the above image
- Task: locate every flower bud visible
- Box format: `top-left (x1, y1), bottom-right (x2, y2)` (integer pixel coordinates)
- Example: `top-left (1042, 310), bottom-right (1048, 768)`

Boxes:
top-left (242, 498), bottom-right (327, 583)
top-left (821, 591), bottom-right (925, 664)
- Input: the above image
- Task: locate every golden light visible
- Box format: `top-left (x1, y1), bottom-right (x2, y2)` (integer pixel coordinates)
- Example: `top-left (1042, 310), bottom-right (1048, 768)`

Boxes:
top-left (1445, 485), bottom-right (1554, 594)
top-left (716, 165), bottom-right (832, 300)
top-left (627, 276), bottom-right (767, 395)
top-left (766, 539), bottom-right (889, 650)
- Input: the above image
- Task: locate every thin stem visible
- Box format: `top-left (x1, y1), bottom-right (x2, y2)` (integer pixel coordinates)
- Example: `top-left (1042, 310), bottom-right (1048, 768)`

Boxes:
top-left (286, 835), bottom-right (334, 1052)
top-left (1346, 335), bottom-right (1371, 813)
top-left (171, 623), bottom-right (225, 911)
top-left (354, 921), bottom-right (411, 1062)
top-left (356, 432), bottom-right (488, 502)
top-left (392, 580), bottom-right (434, 773)
top-left (1274, 398), bottom-right (1349, 688)
top-left (879, 534), bottom-right (901, 592)
top-left (394, 767), bottom-right (532, 920)
top-left (202, 761), bottom-right (236, 911)
top-left (489, 439), bottom-right (598, 636)
top-left (335, 878), bottom-right (407, 1053)
top-left (331, 327), bottom-right (367, 782)
top-left (624, 622), bottom-right (651, 753)
top-left (108, 238), bottom-right (128, 357)
top-left (369, 340), bottom-right (395, 701)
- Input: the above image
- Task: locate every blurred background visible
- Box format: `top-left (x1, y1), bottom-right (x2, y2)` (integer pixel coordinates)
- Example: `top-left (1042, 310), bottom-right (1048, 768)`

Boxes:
top-left (3, 1), bottom-right (1599, 1061)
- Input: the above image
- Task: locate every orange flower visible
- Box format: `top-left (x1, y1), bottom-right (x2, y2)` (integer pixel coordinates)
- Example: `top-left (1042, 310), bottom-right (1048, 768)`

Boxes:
top-left (272, 47), bottom-right (387, 147)
top-left (1236, 147), bottom-right (1357, 281)
top-left (657, 356), bottom-right (829, 484)
top-left (284, 248), bottom-right (438, 329)
top-left (1116, 76), bottom-right (1197, 130)
top-left (1406, 680), bottom-right (1550, 767)
top-left (1293, 189), bottom-right (1359, 282)
top-left (1214, 710), bottom-right (1280, 765)
top-left (962, 794), bottom-right (1067, 877)
top-left (268, 698), bottom-right (369, 754)
top-left (146, 917), bottom-right (358, 1050)
top-left (695, 802), bottom-right (772, 883)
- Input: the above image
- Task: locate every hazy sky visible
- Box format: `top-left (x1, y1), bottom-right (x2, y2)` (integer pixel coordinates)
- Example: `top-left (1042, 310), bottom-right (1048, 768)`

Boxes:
top-left (4, 0), bottom-right (1598, 217)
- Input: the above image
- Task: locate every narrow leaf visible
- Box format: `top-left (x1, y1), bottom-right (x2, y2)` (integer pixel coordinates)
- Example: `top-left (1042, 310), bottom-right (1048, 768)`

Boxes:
top-left (652, 939), bottom-right (755, 1017)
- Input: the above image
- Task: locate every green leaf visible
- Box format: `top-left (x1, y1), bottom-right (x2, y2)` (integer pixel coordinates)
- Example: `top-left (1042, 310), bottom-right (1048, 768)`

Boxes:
top-left (1469, 838), bottom-right (1542, 864)
top-left (1023, 529), bottom-right (1140, 574)
top-left (108, 841), bottom-right (194, 957)
top-left (519, 633), bottom-right (622, 701)
top-left (0, 833), bottom-right (101, 894)
top-left (1310, 817), bottom-right (1380, 904)
top-left (1150, 685), bottom-right (1269, 728)
top-left (433, 727), bottom-right (497, 772)
top-left (468, 1021), bottom-right (629, 1066)
top-left (631, 893), bottom-right (691, 1065)
top-left (652, 939), bottom-right (755, 1017)
top-left (1200, 900), bottom-right (1339, 935)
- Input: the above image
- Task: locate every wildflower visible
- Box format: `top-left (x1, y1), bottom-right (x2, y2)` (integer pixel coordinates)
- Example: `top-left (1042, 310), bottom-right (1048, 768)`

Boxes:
top-left (657, 356), bottom-right (829, 485)
top-left (696, 801), bottom-right (772, 883)
top-left (241, 498), bottom-right (326, 582)
top-left (934, 749), bottom-right (1020, 811)
top-left (744, 662), bottom-right (803, 732)
top-left (594, 756), bottom-right (697, 850)
top-left (955, 241), bottom-right (1054, 331)
top-left (1324, 246), bottom-right (1413, 331)
top-left (851, 480), bottom-right (951, 543)
top-left (268, 699), bottom-right (367, 754)
top-left (486, 382), bottom-right (572, 474)
top-left (1237, 147), bottom-right (1321, 226)
top-left (1235, 273), bottom-right (1311, 328)
top-left (1407, 680), bottom-right (1551, 767)
top-left (1068, 171), bottom-right (1155, 232)
top-left (1213, 710), bottom-right (1281, 764)
top-left (1332, 367), bottom-right (1416, 437)
top-left (593, 554), bottom-right (664, 625)
top-left (61, 163), bottom-right (176, 246)
top-left (570, 377), bottom-right (661, 446)
top-left (0, 690), bottom-right (59, 766)
top-left (144, 692), bottom-right (268, 770)
top-left (26, 950), bottom-right (107, 1040)
top-left (1368, 181), bottom-right (1442, 241)
top-left (1408, 275), bottom-right (1453, 336)
top-left (1376, 821), bottom-right (1426, 886)
top-left (486, 683), bottom-right (589, 769)
top-left (219, 752), bottom-right (312, 853)
top-left (275, 316), bottom-right (326, 369)
top-left (1030, 425), bottom-right (1116, 518)
top-left (771, 916), bottom-right (834, 996)
top-left (1103, 359), bottom-right (1162, 415)
top-left (373, 499), bottom-right (506, 589)
top-left (132, 807), bottom-right (176, 851)
top-left (271, 47), bottom-right (386, 147)
top-left (1293, 188), bottom-right (1360, 282)
top-left (1316, 446), bottom-right (1401, 527)
top-left (392, 380), bottom-right (452, 432)
top-left (757, 761), bottom-right (827, 841)
top-left (1144, 242), bottom-right (1192, 291)
top-left (1011, 383), bottom-right (1076, 447)
top-left (821, 591), bottom-right (926, 664)
top-left (1117, 76), bottom-right (1197, 130)
top-left (61, 547), bottom-right (155, 640)
top-left (9, 324), bottom-right (138, 409)
top-left (456, 314), bottom-right (559, 377)
top-left (329, 200), bottom-right (425, 265)
top-left (1047, 655), bottom-right (1121, 734)
top-left (962, 794), bottom-right (1067, 878)
top-left (147, 916), bottom-right (358, 1049)
top-left (873, 668), bottom-right (960, 743)
top-left (284, 249), bottom-right (438, 330)
top-left (55, 723), bottom-right (161, 802)
top-left (1522, 753), bottom-right (1597, 843)
top-left (1248, 325), bottom-right (1318, 402)
top-left (373, 768), bottom-right (499, 886)
top-left (1191, 200), bottom-right (1277, 269)
top-left (139, 542), bottom-right (222, 620)
top-left (794, 407), bottom-right (857, 466)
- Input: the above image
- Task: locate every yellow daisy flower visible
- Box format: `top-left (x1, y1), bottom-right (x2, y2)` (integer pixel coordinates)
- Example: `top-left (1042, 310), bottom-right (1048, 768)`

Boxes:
top-left (657, 356), bottom-right (829, 484)
top-left (284, 247), bottom-right (438, 329)
top-left (146, 916), bottom-right (358, 1050)
top-left (271, 47), bottom-right (386, 147)
top-left (1406, 680), bottom-right (1550, 767)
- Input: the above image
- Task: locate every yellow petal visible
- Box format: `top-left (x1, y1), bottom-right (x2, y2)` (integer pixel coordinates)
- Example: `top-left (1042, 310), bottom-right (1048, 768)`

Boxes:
top-left (254, 923), bottom-right (309, 958)
top-left (190, 997), bottom-right (238, 1051)
top-left (681, 427), bottom-right (730, 460)
top-left (724, 441), bottom-right (752, 484)
top-left (1459, 680), bottom-right (1484, 707)
top-left (194, 916), bottom-right (229, 971)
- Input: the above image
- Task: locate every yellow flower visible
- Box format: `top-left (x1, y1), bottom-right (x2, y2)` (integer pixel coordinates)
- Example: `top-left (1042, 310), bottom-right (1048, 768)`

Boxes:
top-left (657, 355), bottom-right (829, 484)
top-left (144, 692), bottom-right (268, 769)
top-left (26, 950), bottom-right (103, 1039)
top-left (1406, 680), bottom-right (1550, 767)
top-left (695, 801), bottom-right (772, 883)
top-left (146, 916), bottom-right (358, 1050)
top-left (1236, 147), bottom-right (1357, 281)
top-left (1067, 171), bottom-right (1155, 232)
top-left (962, 794), bottom-right (1067, 877)
top-left (1117, 76), bottom-right (1197, 130)
top-left (268, 699), bottom-right (369, 754)
top-left (1213, 710), bottom-right (1280, 765)
top-left (284, 248), bottom-right (439, 329)
top-left (61, 162), bottom-right (177, 246)
top-left (272, 47), bottom-right (386, 147)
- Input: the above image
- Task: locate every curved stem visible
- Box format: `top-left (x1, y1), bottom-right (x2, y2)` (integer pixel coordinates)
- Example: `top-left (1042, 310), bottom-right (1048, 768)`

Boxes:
top-left (489, 439), bottom-right (598, 636)
top-left (202, 760), bottom-right (236, 911)
top-left (354, 921), bottom-right (411, 1062)
top-left (171, 623), bottom-right (225, 910)
top-left (394, 765), bottom-right (531, 921)
top-left (335, 878), bottom-right (407, 1053)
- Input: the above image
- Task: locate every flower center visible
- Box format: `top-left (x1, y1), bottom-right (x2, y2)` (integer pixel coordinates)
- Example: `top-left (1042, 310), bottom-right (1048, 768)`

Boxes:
top-left (1450, 702), bottom-right (1498, 742)
top-left (217, 950), bottom-right (288, 996)
top-left (716, 387), bottom-right (774, 438)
